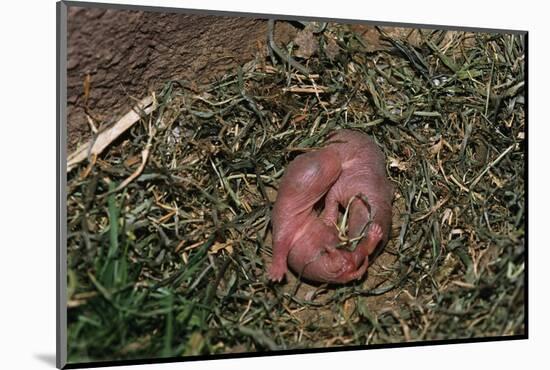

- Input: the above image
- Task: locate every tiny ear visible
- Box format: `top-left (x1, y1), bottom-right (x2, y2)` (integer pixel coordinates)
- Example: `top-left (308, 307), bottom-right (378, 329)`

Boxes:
top-left (323, 246), bottom-right (340, 257)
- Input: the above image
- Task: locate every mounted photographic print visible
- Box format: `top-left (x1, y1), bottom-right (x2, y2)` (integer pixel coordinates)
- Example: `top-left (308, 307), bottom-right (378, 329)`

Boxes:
top-left (56, 1), bottom-right (527, 368)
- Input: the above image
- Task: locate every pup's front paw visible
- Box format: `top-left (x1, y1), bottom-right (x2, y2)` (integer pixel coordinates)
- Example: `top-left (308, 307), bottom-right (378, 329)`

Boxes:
top-left (268, 262), bottom-right (287, 282)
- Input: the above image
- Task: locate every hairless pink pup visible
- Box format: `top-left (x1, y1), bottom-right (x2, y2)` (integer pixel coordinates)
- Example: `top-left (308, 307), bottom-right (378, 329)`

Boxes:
top-left (268, 129), bottom-right (393, 284)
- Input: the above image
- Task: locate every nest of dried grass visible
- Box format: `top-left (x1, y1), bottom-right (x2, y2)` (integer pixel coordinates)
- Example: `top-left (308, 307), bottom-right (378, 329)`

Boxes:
top-left (66, 21), bottom-right (525, 362)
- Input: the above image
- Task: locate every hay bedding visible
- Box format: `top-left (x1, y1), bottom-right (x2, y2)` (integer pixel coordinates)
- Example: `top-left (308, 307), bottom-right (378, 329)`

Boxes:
top-left (66, 22), bottom-right (525, 361)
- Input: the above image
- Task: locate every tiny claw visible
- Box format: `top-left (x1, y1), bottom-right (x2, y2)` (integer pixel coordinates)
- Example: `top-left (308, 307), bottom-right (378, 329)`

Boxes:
top-left (268, 263), bottom-right (287, 282)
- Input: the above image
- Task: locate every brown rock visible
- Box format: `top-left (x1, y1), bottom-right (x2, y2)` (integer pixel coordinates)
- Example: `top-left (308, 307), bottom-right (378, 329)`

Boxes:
top-left (65, 5), bottom-right (296, 152)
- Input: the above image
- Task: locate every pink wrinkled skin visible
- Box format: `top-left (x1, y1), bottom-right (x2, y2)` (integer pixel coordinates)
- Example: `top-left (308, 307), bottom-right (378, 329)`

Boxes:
top-left (268, 129), bottom-right (393, 284)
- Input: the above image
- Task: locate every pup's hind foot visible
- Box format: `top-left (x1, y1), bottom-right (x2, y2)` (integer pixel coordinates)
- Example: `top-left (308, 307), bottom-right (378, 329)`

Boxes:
top-left (364, 222), bottom-right (383, 255)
